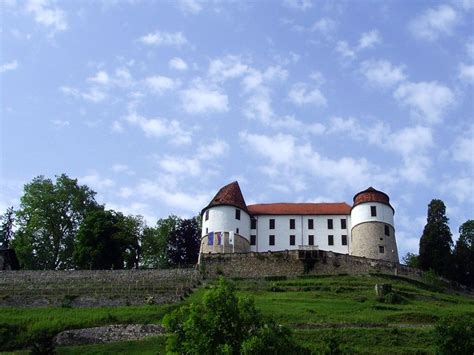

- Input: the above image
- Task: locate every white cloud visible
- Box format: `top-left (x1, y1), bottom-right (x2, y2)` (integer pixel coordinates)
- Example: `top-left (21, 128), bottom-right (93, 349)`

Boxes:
top-left (79, 172), bottom-right (115, 191)
top-left (458, 63), bottom-right (474, 84)
top-left (112, 164), bottom-right (135, 175)
top-left (112, 120), bottom-right (124, 133)
top-left (26, 0), bottom-right (68, 32)
top-left (440, 176), bottom-right (473, 203)
top-left (169, 57), bottom-right (188, 71)
top-left (466, 38), bottom-right (474, 59)
top-left (87, 70), bottom-right (110, 85)
top-left (176, 0), bottom-right (202, 14)
top-left (409, 5), bottom-right (458, 41)
top-left (288, 83), bottom-right (327, 106)
top-left (357, 30), bottom-right (382, 50)
top-left (451, 126), bottom-right (474, 166)
top-left (360, 59), bottom-right (406, 88)
top-left (125, 112), bottom-right (192, 145)
top-left (180, 80), bottom-right (229, 114)
top-left (139, 30), bottom-right (188, 47)
top-left (197, 139), bottom-right (229, 160)
top-left (60, 86), bottom-right (107, 103)
top-left (50, 119), bottom-right (70, 128)
top-left (208, 55), bottom-right (249, 82)
top-left (283, 0), bottom-right (312, 11)
top-left (336, 41), bottom-right (356, 59)
top-left (145, 75), bottom-right (180, 95)
top-left (0, 60), bottom-right (18, 73)
top-left (394, 81), bottom-right (455, 123)
top-left (310, 18), bottom-right (336, 38)
top-left (160, 156), bottom-right (202, 176)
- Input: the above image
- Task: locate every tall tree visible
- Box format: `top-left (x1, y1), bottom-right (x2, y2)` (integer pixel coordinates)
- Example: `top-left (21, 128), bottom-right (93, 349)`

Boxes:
top-left (452, 220), bottom-right (474, 287)
top-left (118, 214), bottom-right (145, 269)
top-left (74, 208), bottom-right (132, 270)
top-left (141, 216), bottom-right (179, 269)
top-left (167, 217), bottom-right (201, 266)
top-left (12, 174), bottom-right (97, 269)
top-left (0, 207), bottom-right (15, 249)
top-left (418, 199), bottom-right (453, 277)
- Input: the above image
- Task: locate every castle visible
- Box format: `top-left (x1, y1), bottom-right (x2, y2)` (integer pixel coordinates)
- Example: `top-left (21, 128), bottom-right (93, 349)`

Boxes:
top-left (200, 181), bottom-right (399, 263)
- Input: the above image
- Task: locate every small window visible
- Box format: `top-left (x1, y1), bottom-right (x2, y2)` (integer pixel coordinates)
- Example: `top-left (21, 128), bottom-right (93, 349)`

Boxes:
top-left (205, 227), bottom-right (208, 234)
top-left (379, 246), bottom-right (385, 253)
top-left (250, 235), bottom-right (256, 246)
top-left (384, 225), bottom-right (390, 236)
top-left (289, 219), bottom-right (295, 229)
top-left (341, 235), bottom-right (347, 246)
top-left (236, 228), bottom-right (239, 234)
top-left (308, 219), bottom-right (314, 230)
top-left (269, 219), bottom-right (275, 229)
top-left (327, 219), bottom-right (333, 229)
top-left (371, 206), bottom-right (377, 217)
top-left (341, 219), bottom-right (347, 229)
top-left (290, 235), bottom-right (295, 246)
top-left (269, 235), bottom-right (275, 246)
top-left (235, 209), bottom-right (241, 220)
top-left (205, 210), bottom-right (209, 221)
top-left (308, 235), bottom-right (314, 246)
top-left (251, 218), bottom-right (257, 229)
top-left (328, 235), bottom-right (334, 246)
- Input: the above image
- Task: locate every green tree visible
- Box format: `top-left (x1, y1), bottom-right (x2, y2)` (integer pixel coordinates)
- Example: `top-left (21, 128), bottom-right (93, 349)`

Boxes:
top-left (73, 208), bottom-right (141, 270)
top-left (452, 220), bottom-right (474, 287)
top-left (141, 216), bottom-right (180, 268)
top-left (418, 199), bottom-right (453, 277)
top-left (167, 217), bottom-right (201, 266)
top-left (12, 174), bottom-right (97, 269)
top-left (0, 207), bottom-right (15, 249)
top-left (402, 252), bottom-right (419, 268)
top-left (434, 315), bottom-right (474, 355)
top-left (164, 278), bottom-right (305, 354)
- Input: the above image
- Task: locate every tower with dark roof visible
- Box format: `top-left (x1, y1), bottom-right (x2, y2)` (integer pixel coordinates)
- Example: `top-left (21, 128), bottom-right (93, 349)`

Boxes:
top-left (350, 187), bottom-right (399, 262)
top-left (200, 181), bottom-right (251, 253)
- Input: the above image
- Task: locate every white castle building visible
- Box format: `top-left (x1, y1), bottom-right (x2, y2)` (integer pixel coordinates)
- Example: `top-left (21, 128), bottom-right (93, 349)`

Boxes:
top-left (200, 181), bottom-right (399, 263)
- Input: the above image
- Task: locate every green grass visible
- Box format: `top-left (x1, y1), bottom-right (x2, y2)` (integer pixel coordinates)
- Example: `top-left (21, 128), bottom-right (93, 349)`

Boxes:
top-left (2, 274), bottom-right (473, 353)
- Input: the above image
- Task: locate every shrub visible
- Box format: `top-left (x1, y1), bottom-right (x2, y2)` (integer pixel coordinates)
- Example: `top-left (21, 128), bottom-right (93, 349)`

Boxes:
top-left (434, 315), bottom-right (474, 355)
top-left (163, 277), bottom-right (307, 354)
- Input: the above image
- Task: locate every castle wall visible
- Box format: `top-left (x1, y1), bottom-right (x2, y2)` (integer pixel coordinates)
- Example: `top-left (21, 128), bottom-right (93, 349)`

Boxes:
top-left (200, 233), bottom-right (250, 254)
top-left (200, 250), bottom-right (419, 280)
top-left (252, 214), bottom-right (351, 254)
top-left (350, 222), bottom-right (399, 263)
top-left (351, 202), bottom-right (394, 228)
top-left (202, 205), bottom-right (250, 240)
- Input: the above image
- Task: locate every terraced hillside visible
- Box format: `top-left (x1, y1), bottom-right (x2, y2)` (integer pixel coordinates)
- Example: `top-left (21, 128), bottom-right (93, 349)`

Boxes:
top-left (0, 268), bottom-right (201, 307)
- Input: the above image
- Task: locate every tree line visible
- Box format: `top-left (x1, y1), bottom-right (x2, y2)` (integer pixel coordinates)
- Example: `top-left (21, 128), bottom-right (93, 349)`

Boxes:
top-left (0, 174), bottom-right (201, 270)
top-left (403, 199), bottom-right (473, 288)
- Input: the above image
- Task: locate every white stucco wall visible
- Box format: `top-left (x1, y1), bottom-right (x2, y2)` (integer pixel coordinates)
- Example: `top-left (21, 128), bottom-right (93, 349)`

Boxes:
top-left (250, 215), bottom-right (351, 254)
top-left (350, 202), bottom-right (394, 228)
top-left (202, 205), bottom-right (251, 241)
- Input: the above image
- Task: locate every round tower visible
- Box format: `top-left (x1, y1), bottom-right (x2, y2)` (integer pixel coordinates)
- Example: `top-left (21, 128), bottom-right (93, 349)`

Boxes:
top-left (350, 187), bottom-right (399, 263)
top-left (200, 181), bottom-right (251, 254)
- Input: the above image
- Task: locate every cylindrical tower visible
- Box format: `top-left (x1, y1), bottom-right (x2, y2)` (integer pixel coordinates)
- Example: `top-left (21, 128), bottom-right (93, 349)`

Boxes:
top-left (200, 181), bottom-right (251, 254)
top-left (350, 187), bottom-right (399, 263)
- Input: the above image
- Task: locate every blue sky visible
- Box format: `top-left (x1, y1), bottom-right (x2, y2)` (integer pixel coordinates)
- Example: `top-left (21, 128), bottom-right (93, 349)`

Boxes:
top-left (1, 0), bottom-right (473, 258)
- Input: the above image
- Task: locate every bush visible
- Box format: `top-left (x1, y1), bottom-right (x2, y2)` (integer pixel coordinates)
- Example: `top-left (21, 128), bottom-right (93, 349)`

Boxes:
top-left (434, 316), bottom-right (474, 355)
top-left (163, 277), bottom-right (307, 354)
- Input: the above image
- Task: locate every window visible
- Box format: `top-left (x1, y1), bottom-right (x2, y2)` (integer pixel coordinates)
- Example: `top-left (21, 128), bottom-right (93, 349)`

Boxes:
top-left (384, 225), bottom-right (390, 236)
top-left (236, 228), bottom-right (239, 234)
top-left (371, 206), bottom-right (377, 217)
top-left (327, 219), bottom-right (333, 229)
top-left (205, 227), bottom-right (208, 234)
top-left (290, 235), bottom-right (295, 246)
top-left (289, 219), bottom-right (295, 229)
top-left (269, 219), bottom-right (275, 229)
top-left (269, 235), bottom-right (275, 245)
top-left (341, 235), bottom-right (347, 246)
top-left (328, 235), bottom-right (334, 246)
top-left (250, 235), bottom-right (256, 246)
top-left (379, 246), bottom-right (385, 253)
top-left (341, 219), bottom-right (347, 229)
top-left (205, 210), bottom-right (209, 221)
top-left (251, 218), bottom-right (257, 229)
top-left (308, 219), bottom-right (314, 229)
top-left (308, 235), bottom-right (314, 246)
top-left (235, 209), bottom-right (241, 220)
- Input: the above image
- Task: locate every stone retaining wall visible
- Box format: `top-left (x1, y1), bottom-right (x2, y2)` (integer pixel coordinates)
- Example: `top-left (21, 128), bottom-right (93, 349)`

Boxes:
top-left (199, 250), bottom-right (423, 280)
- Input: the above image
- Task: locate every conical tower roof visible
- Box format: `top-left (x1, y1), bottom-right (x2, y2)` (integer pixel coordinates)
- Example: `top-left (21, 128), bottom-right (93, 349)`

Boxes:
top-left (352, 186), bottom-right (394, 212)
top-left (202, 181), bottom-right (248, 215)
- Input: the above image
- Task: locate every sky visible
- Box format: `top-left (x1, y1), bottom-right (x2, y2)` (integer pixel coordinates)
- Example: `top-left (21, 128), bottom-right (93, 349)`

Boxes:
top-left (1, 0), bottom-right (473, 258)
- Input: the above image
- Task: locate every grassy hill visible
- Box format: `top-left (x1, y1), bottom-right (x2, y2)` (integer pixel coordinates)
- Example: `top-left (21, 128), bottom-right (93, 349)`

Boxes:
top-left (2, 273), bottom-right (473, 354)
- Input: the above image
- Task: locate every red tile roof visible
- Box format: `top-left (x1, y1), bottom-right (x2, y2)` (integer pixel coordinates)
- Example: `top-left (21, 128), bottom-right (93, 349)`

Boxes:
top-left (247, 202), bottom-right (351, 216)
top-left (202, 181), bottom-right (248, 214)
top-left (353, 187), bottom-right (393, 211)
